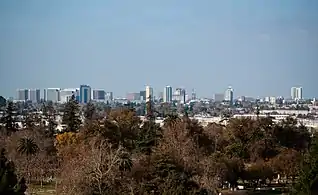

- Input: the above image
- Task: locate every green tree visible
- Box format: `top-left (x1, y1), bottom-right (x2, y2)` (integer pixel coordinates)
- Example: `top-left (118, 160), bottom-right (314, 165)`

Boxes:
top-left (0, 148), bottom-right (27, 195)
top-left (0, 96), bottom-right (6, 108)
top-left (274, 117), bottom-right (310, 151)
top-left (146, 95), bottom-right (155, 121)
top-left (136, 120), bottom-right (162, 155)
top-left (62, 95), bottom-right (82, 132)
top-left (104, 108), bottom-right (141, 151)
top-left (17, 138), bottom-right (39, 156)
top-left (293, 133), bottom-right (318, 195)
top-left (17, 138), bottom-right (39, 184)
top-left (145, 155), bottom-right (201, 194)
top-left (2, 101), bottom-right (17, 135)
top-left (83, 101), bottom-right (96, 121)
top-left (44, 101), bottom-right (57, 137)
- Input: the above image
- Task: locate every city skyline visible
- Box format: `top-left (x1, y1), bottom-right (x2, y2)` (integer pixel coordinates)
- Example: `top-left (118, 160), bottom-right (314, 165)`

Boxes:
top-left (0, 1), bottom-right (317, 98)
top-left (13, 84), bottom-right (309, 102)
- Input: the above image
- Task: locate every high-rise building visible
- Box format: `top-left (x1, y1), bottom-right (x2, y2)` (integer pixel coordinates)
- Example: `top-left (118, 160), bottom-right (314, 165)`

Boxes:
top-left (224, 86), bottom-right (234, 105)
top-left (291, 87), bottom-right (303, 100)
top-left (214, 93), bottom-right (224, 102)
top-left (139, 91), bottom-right (146, 101)
top-left (181, 89), bottom-right (186, 104)
top-left (163, 86), bottom-right (173, 103)
top-left (145, 86), bottom-right (153, 102)
top-left (269, 97), bottom-right (276, 105)
top-left (173, 88), bottom-right (181, 102)
top-left (105, 92), bottom-right (113, 102)
top-left (60, 88), bottom-right (78, 103)
top-left (46, 88), bottom-right (60, 102)
top-left (173, 88), bottom-right (186, 103)
top-left (80, 85), bottom-right (91, 104)
top-left (291, 87), bottom-right (297, 100)
top-left (29, 89), bottom-right (40, 103)
top-left (43, 89), bottom-right (47, 101)
top-left (16, 89), bottom-right (29, 101)
top-left (191, 89), bottom-right (196, 100)
top-left (93, 89), bottom-right (106, 101)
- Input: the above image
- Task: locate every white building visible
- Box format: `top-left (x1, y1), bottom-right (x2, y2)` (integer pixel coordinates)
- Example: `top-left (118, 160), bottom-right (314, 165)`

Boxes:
top-left (269, 97), bottom-right (276, 105)
top-left (173, 88), bottom-right (186, 103)
top-left (59, 88), bottom-right (78, 103)
top-left (163, 86), bottom-right (173, 103)
top-left (105, 92), bottom-right (113, 102)
top-left (16, 89), bottom-right (29, 101)
top-left (29, 89), bottom-right (40, 103)
top-left (145, 86), bottom-right (153, 102)
top-left (46, 88), bottom-right (60, 103)
top-left (291, 87), bottom-right (303, 100)
top-left (224, 86), bottom-right (234, 105)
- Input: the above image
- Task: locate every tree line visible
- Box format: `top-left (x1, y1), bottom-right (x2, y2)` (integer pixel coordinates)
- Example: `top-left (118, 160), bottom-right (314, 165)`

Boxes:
top-left (0, 97), bottom-right (318, 194)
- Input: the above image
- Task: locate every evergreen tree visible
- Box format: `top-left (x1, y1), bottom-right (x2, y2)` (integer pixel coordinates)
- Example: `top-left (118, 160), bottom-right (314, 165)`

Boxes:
top-left (136, 120), bottom-right (162, 155)
top-left (0, 148), bottom-right (27, 195)
top-left (146, 95), bottom-right (154, 121)
top-left (62, 95), bottom-right (81, 133)
top-left (84, 101), bottom-right (96, 121)
top-left (2, 101), bottom-right (16, 135)
top-left (136, 96), bottom-right (162, 155)
top-left (293, 133), bottom-right (318, 195)
top-left (43, 101), bottom-right (57, 137)
top-left (0, 96), bottom-right (6, 109)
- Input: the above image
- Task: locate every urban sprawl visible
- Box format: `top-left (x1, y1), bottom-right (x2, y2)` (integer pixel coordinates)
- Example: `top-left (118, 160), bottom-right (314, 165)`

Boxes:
top-left (7, 85), bottom-right (318, 131)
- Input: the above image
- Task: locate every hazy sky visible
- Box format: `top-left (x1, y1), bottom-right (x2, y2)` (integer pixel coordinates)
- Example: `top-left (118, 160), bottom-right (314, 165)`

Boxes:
top-left (0, 0), bottom-right (317, 98)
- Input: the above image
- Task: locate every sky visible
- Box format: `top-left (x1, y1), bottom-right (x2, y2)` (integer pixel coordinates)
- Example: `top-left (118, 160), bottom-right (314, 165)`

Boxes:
top-left (0, 0), bottom-right (317, 99)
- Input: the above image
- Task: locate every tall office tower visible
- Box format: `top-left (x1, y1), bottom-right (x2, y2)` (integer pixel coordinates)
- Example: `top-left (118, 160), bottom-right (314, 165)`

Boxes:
top-left (59, 88), bottom-right (78, 103)
top-left (291, 87), bottom-right (303, 100)
top-left (46, 88), bottom-right (60, 102)
top-left (29, 89), bottom-right (40, 103)
top-left (105, 92), bottom-right (113, 102)
top-left (92, 89), bottom-right (106, 101)
top-left (291, 87), bottom-right (297, 100)
top-left (214, 93), bottom-right (224, 102)
top-left (16, 89), bottom-right (29, 101)
top-left (296, 87), bottom-right (303, 100)
top-left (224, 86), bottom-right (234, 105)
top-left (80, 85), bottom-right (91, 104)
top-left (139, 91), bottom-right (146, 101)
top-left (191, 89), bottom-right (196, 100)
top-left (173, 88), bottom-right (181, 102)
top-left (181, 89), bottom-right (186, 104)
top-left (43, 89), bottom-right (47, 101)
top-left (163, 86), bottom-right (173, 103)
top-left (173, 88), bottom-right (186, 103)
top-left (145, 86), bottom-right (153, 102)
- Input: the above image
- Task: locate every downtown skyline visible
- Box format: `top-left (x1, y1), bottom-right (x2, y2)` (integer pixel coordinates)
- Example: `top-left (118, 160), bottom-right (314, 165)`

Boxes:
top-left (1, 1), bottom-right (317, 98)
top-left (12, 84), bottom-right (309, 102)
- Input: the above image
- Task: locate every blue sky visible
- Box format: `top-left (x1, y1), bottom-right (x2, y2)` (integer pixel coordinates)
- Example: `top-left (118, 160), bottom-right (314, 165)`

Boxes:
top-left (0, 0), bottom-right (317, 98)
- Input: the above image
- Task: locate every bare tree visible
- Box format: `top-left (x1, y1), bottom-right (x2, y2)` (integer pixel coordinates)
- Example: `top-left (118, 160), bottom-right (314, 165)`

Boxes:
top-left (58, 138), bottom-right (131, 195)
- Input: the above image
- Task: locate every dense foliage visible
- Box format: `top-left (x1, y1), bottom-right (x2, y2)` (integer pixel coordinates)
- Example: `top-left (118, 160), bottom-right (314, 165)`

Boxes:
top-left (0, 101), bottom-right (317, 194)
top-left (0, 148), bottom-right (27, 195)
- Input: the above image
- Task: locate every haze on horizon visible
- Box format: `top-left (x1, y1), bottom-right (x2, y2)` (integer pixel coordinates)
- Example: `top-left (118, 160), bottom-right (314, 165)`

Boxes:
top-left (0, 0), bottom-right (317, 99)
